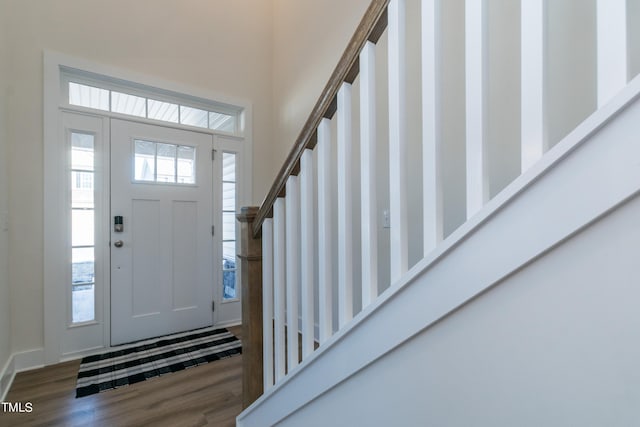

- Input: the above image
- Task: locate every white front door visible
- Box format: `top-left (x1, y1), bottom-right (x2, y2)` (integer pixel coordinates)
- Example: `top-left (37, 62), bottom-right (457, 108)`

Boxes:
top-left (110, 119), bottom-right (214, 345)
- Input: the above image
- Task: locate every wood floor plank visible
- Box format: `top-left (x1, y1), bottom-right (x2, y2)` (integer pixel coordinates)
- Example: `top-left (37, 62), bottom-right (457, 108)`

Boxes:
top-left (0, 326), bottom-right (244, 427)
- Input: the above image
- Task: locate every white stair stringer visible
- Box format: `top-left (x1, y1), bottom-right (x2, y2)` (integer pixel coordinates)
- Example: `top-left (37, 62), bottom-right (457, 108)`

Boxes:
top-left (237, 75), bottom-right (640, 427)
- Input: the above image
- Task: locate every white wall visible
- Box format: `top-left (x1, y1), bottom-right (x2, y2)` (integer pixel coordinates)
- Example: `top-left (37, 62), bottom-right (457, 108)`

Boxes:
top-left (3, 0), bottom-right (274, 355)
top-left (0, 1), bottom-right (12, 380)
top-left (439, 0), bottom-right (467, 237)
top-left (278, 188), bottom-right (640, 427)
top-left (629, 0), bottom-right (640, 80)
top-left (546, 0), bottom-right (597, 146)
top-left (487, 0), bottom-right (521, 198)
top-left (271, 0), bottom-right (371, 166)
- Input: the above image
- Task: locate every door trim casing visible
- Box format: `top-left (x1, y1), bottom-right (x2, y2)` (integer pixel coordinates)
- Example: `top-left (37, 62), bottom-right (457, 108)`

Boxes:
top-left (44, 51), bottom-right (252, 365)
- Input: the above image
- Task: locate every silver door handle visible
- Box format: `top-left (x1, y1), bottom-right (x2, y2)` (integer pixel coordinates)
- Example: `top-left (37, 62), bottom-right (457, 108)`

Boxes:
top-left (114, 240), bottom-right (124, 248)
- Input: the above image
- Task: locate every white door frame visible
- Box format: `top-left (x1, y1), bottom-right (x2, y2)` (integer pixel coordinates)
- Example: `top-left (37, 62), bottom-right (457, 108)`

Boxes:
top-left (212, 134), bottom-right (247, 327)
top-left (44, 51), bottom-right (252, 365)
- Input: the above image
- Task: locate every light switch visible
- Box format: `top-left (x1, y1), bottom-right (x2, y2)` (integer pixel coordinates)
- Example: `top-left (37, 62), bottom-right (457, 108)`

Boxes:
top-left (382, 209), bottom-right (390, 229)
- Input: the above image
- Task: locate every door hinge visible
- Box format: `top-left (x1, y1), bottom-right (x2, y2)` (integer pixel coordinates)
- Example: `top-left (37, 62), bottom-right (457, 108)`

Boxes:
top-left (212, 225), bottom-right (215, 236)
top-left (212, 301), bottom-right (215, 312)
top-left (212, 149), bottom-right (216, 161)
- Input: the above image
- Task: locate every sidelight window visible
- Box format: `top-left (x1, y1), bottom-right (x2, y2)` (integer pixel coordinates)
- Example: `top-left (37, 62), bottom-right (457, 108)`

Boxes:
top-left (222, 152), bottom-right (238, 301)
top-left (70, 132), bottom-right (96, 323)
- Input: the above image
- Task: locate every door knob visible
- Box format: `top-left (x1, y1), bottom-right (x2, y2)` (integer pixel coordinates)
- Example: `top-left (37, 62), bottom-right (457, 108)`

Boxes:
top-left (114, 240), bottom-right (124, 248)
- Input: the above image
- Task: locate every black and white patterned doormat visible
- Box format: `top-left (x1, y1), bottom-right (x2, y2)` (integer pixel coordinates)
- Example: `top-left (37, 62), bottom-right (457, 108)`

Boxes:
top-left (75, 327), bottom-right (242, 398)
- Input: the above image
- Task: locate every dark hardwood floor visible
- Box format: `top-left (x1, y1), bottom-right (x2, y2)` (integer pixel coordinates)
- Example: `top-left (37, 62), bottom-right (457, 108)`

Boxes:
top-left (0, 326), bottom-right (243, 427)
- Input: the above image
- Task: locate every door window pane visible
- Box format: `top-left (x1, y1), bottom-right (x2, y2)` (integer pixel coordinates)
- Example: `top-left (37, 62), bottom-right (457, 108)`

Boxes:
top-left (72, 247), bottom-right (95, 284)
top-left (156, 143), bottom-right (177, 183)
top-left (223, 241), bottom-right (236, 267)
top-left (209, 112), bottom-right (236, 133)
top-left (148, 99), bottom-right (179, 123)
top-left (134, 140), bottom-right (156, 181)
top-left (112, 91), bottom-right (146, 118)
top-left (222, 270), bottom-right (237, 299)
top-left (177, 146), bottom-right (196, 184)
top-left (69, 82), bottom-right (109, 111)
top-left (134, 140), bottom-right (196, 185)
top-left (71, 133), bottom-right (95, 171)
top-left (223, 183), bottom-right (236, 211)
top-left (222, 213), bottom-right (236, 241)
top-left (222, 153), bottom-right (236, 182)
top-left (72, 172), bottom-right (94, 209)
top-left (72, 284), bottom-right (95, 323)
top-left (180, 106), bottom-right (208, 128)
top-left (72, 209), bottom-right (94, 247)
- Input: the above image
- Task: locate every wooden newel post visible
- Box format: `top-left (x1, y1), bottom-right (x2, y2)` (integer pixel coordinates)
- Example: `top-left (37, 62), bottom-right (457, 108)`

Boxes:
top-left (237, 206), bottom-right (263, 408)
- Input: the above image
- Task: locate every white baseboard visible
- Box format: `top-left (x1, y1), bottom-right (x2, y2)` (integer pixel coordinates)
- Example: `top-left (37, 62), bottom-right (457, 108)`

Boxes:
top-left (0, 349), bottom-right (45, 400)
top-left (13, 348), bottom-right (45, 373)
top-left (0, 354), bottom-right (16, 401)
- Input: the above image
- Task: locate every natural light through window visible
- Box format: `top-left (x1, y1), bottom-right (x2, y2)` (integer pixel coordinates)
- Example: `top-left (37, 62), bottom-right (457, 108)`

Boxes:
top-left (68, 81), bottom-right (239, 134)
top-left (222, 152), bottom-right (237, 301)
top-left (134, 140), bottom-right (196, 184)
top-left (69, 82), bottom-right (109, 112)
top-left (71, 132), bottom-right (96, 323)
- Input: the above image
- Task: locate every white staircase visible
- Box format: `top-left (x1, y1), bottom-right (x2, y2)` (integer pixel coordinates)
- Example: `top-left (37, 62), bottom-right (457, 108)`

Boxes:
top-left (237, 0), bottom-right (640, 425)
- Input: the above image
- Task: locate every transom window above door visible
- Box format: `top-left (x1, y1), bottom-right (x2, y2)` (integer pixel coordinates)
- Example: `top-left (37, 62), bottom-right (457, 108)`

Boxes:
top-left (61, 68), bottom-right (243, 135)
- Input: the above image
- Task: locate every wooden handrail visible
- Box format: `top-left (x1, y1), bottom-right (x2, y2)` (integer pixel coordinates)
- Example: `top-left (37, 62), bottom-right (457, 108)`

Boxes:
top-left (253, 0), bottom-right (390, 237)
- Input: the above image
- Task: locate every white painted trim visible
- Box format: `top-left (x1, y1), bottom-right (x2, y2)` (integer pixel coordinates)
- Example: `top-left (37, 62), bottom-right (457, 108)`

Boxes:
top-left (13, 349), bottom-right (45, 373)
top-left (0, 355), bottom-right (15, 401)
top-left (421, 0), bottom-right (444, 254)
top-left (273, 198), bottom-right (287, 382)
top-left (285, 176), bottom-right (300, 372)
top-left (237, 73), bottom-right (640, 427)
top-left (521, 0), bottom-right (547, 171)
top-left (317, 119), bottom-right (334, 345)
top-left (388, 0), bottom-right (409, 280)
top-left (596, 0), bottom-right (628, 108)
top-left (262, 218), bottom-right (275, 390)
top-left (299, 150), bottom-right (315, 359)
top-left (465, 0), bottom-right (489, 218)
top-left (0, 350), bottom-right (42, 400)
top-left (43, 50), bottom-right (254, 365)
top-left (360, 42), bottom-right (379, 307)
top-left (214, 135), bottom-right (251, 326)
top-left (337, 82), bottom-right (354, 328)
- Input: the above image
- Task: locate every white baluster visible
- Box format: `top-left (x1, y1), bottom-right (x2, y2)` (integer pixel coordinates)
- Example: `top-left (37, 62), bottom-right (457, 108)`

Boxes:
top-left (388, 0), bottom-right (409, 281)
top-left (465, 0), bottom-right (489, 219)
top-left (273, 198), bottom-right (286, 381)
top-left (521, 0), bottom-right (547, 172)
top-left (597, 0), bottom-right (628, 107)
top-left (360, 41), bottom-right (378, 308)
top-left (300, 149), bottom-right (315, 358)
top-left (422, 0), bottom-right (444, 254)
top-left (317, 118), bottom-right (333, 344)
top-left (337, 82), bottom-right (353, 328)
top-left (261, 218), bottom-right (274, 390)
top-left (285, 176), bottom-right (300, 371)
